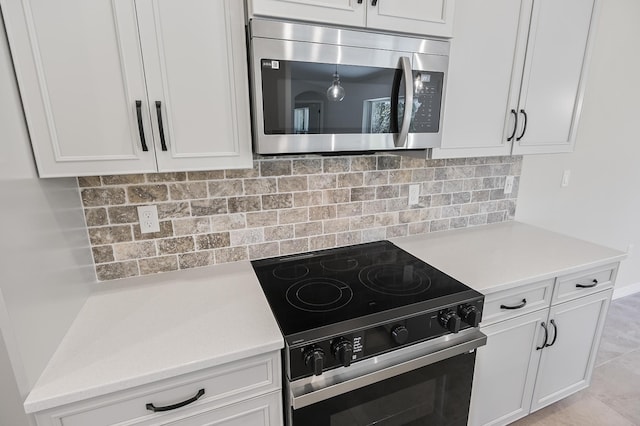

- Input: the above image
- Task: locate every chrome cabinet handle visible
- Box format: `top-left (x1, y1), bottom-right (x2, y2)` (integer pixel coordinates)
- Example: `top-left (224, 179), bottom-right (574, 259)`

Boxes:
top-left (146, 389), bottom-right (205, 412)
top-left (392, 57), bottom-right (413, 148)
top-left (135, 100), bottom-right (149, 152)
top-left (371, 0), bottom-right (378, 5)
top-left (155, 101), bottom-right (168, 151)
top-left (500, 298), bottom-right (527, 310)
top-left (536, 322), bottom-right (548, 350)
top-left (516, 109), bottom-right (528, 141)
top-left (507, 109), bottom-right (518, 142)
top-left (545, 319), bottom-right (558, 348)
top-left (576, 279), bottom-right (598, 289)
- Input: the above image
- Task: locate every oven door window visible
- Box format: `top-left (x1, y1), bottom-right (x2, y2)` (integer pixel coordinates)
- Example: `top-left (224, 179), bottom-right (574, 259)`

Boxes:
top-left (292, 352), bottom-right (475, 426)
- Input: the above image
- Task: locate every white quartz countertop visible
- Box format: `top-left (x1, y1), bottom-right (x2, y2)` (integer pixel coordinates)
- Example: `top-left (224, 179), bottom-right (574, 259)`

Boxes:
top-left (25, 221), bottom-right (625, 414)
top-left (23, 261), bottom-right (283, 413)
top-left (392, 221), bottom-right (626, 295)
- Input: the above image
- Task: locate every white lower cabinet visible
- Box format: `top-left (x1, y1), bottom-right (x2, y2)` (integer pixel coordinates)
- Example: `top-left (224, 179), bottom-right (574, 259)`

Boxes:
top-left (530, 290), bottom-right (611, 411)
top-left (469, 266), bottom-right (617, 426)
top-left (158, 392), bottom-right (282, 426)
top-left (32, 351), bottom-right (283, 426)
top-left (468, 310), bottom-right (546, 426)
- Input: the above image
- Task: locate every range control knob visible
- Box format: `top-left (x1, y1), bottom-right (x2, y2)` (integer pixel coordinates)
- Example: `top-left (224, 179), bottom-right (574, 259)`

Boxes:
top-left (439, 309), bottom-right (462, 334)
top-left (459, 304), bottom-right (481, 327)
top-left (303, 347), bottom-right (325, 376)
top-left (391, 325), bottom-right (409, 345)
top-left (331, 338), bottom-right (354, 367)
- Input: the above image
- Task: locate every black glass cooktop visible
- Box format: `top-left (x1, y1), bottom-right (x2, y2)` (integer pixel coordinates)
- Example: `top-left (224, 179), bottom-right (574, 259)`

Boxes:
top-left (251, 241), bottom-right (477, 338)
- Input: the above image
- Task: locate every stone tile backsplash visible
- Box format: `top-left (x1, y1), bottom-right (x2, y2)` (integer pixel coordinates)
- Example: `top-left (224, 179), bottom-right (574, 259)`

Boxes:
top-left (79, 154), bottom-right (522, 281)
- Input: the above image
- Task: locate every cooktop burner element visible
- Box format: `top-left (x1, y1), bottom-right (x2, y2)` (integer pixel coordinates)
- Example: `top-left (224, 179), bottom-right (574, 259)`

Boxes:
top-left (285, 278), bottom-right (353, 312)
top-left (273, 264), bottom-right (309, 280)
top-left (359, 264), bottom-right (431, 296)
top-left (320, 258), bottom-right (359, 272)
top-left (252, 241), bottom-right (480, 341)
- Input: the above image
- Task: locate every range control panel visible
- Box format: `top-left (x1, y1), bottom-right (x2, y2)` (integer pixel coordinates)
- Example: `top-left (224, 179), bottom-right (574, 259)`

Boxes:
top-left (288, 298), bottom-right (483, 380)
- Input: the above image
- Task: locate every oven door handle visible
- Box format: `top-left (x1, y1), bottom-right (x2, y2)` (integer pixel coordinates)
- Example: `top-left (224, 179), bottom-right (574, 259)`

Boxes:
top-left (289, 329), bottom-right (487, 410)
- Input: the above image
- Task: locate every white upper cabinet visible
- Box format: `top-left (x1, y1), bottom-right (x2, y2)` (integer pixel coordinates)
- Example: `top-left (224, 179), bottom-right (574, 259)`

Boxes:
top-left (247, 0), bottom-right (454, 37)
top-left (513, 0), bottom-right (596, 154)
top-left (435, 0), bottom-right (531, 158)
top-left (366, 0), bottom-right (455, 37)
top-left (136, 0), bottom-right (252, 172)
top-left (434, 0), bottom-right (598, 159)
top-left (2, 0), bottom-right (252, 177)
top-left (2, 0), bottom-right (157, 177)
top-left (247, 0), bottom-right (366, 28)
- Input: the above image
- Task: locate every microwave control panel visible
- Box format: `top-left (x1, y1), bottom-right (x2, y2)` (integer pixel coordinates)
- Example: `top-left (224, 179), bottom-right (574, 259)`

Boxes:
top-left (411, 71), bottom-right (444, 134)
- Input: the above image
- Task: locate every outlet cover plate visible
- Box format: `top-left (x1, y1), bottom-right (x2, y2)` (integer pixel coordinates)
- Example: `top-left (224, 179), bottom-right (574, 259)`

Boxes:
top-left (137, 205), bottom-right (160, 234)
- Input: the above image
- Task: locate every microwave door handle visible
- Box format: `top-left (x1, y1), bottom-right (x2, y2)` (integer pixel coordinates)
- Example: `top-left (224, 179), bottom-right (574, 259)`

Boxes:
top-left (395, 57), bottom-right (413, 148)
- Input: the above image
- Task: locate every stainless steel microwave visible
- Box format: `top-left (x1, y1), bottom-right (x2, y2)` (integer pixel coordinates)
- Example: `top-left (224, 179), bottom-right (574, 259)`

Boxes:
top-left (248, 19), bottom-right (450, 155)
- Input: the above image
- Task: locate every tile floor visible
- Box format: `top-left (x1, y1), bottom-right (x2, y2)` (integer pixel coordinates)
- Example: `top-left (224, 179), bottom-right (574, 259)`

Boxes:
top-left (512, 292), bottom-right (640, 426)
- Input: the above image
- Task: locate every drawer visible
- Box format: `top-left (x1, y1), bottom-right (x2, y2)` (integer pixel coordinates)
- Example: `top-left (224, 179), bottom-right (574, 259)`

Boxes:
top-left (482, 279), bottom-right (554, 326)
top-left (552, 263), bottom-right (618, 305)
top-left (156, 391), bottom-right (283, 426)
top-left (41, 352), bottom-right (281, 426)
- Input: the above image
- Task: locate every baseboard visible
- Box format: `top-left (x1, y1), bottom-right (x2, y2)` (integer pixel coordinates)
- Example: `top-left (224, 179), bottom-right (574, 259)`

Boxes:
top-left (613, 282), bottom-right (640, 300)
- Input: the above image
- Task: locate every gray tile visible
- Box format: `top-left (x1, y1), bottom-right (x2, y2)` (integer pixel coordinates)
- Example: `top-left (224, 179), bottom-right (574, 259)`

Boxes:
top-left (127, 185), bottom-right (168, 203)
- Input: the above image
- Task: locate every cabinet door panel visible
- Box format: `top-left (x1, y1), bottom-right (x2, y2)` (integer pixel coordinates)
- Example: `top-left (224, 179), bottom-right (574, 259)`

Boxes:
top-left (247, 0), bottom-right (366, 28)
top-left (531, 289), bottom-right (612, 412)
top-left (3, 0), bottom-right (158, 176)
top-left (468, 309), bottom-right (547, 426)
top-left (513, 0), bottom-right (596, 154)
top-left (367, 0), bottom-right (455, 37)
top-left (432, 0), bottom-right (531, 159)
top-left (137, 0), bottom-right (252, 171)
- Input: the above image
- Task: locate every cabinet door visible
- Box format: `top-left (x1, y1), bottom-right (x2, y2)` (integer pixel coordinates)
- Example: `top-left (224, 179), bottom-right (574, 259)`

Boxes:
top-left (136, 0), bottom-right (252, 171)
top-left (366, 0), bottom-right (455, 37)
top-left (1, 0), bottom-right (158, 177)
top-left (431, 0), bottom-right (532, 159)
top-left (247, 0), bottom-right (366, 28)
top-left (530, 289), bottom-right (612, 412)
top-left (468, 309), bottom-right (547, 426)
top-left (513, 0), bottom-right (597, 154)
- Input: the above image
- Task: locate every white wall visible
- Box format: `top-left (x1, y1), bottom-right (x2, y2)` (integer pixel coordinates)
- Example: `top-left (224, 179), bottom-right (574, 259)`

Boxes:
top-left (516, 0), bottom-right (640, 292)
top-left (0, 8), bottom-right (94, 424)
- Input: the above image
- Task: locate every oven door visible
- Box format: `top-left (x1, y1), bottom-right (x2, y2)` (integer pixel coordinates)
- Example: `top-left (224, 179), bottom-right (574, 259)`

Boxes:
top-left (287, 329), bottom-right (486, 426)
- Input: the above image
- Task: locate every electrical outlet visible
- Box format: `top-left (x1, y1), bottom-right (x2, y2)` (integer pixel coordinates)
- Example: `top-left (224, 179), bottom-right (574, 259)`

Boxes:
top-left (137, 205), bottom-right (160, 234)
top-left (561, 170), bottom-right (571, 187)
top-left (408, 184), bottom-right (420, 205)
top-left (628, 244), bottom-right (634, 255)
top-left (504, 176), bottom-right (514, 194)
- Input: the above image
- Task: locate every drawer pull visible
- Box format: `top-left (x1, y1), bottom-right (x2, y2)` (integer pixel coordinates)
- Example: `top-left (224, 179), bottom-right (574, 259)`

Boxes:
top-left (146, 389), bottom-right (205, 412)
top-left (576, 279), bottom-right (598, 289)
top-left (536, 322), bottom-right (548, 350)
top-left (500, 298), bottom-right (527, 310)
top-left (545, 319), bottom-right (558, 348)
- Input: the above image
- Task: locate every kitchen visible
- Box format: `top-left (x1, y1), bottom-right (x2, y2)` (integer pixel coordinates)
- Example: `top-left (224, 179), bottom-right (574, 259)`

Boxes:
top-left (1, 0), bottom-right (639, 425)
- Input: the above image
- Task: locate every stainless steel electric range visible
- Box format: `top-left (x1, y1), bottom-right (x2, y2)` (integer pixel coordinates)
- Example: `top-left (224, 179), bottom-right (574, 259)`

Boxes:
top-left (251, 241), bottom-right (487, 425)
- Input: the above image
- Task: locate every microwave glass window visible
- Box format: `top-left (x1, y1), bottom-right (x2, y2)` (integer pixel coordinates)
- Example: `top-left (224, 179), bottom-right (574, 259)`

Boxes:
top-left (260, 60), bottom-right (442, 136)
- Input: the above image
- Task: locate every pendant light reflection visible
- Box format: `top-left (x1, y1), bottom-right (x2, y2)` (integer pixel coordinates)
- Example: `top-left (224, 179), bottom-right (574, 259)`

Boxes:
top-left (414, 72), bottom-right (424, 94)
top-left (327, 65), bottom-right (345, 102)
